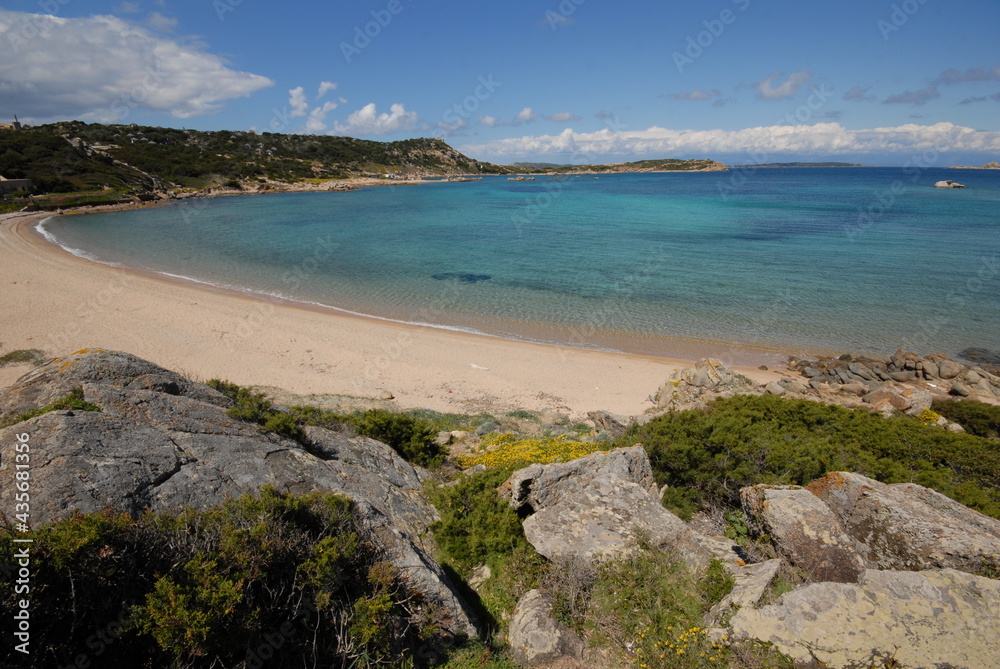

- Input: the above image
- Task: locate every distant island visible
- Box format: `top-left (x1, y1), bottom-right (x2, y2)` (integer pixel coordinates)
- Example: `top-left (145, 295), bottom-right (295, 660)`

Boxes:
top-left (732, 161), bottom-right (867, 168)
top-left (950, 161), bottom-right (1000, 170)
top-left (506, 158), bottom-right (727, 174)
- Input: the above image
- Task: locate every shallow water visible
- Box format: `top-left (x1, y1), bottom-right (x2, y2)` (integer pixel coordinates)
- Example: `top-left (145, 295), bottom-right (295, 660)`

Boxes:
top-left (41, 168), bottom-right (1000, 360)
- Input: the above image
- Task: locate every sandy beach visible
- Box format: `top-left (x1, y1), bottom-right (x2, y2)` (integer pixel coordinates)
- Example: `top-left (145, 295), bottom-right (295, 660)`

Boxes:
top-left (0, 207), bottom-right (785, 417)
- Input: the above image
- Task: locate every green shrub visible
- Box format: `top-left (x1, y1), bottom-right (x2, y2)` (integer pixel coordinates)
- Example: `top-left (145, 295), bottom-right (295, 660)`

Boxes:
top-left (349, 409), bottom-right (443, 468)
top-left (1, 386), bottom-right (102, 428)
top-left (426, 469), bottom-right (544, 639)
top-left (210, 381), bottom-right (442, 466)
top-left (932, 398), bottom-right (1000, 439)
top-left (0, 348), bottom-right (44, 366)
top-left (619, 395), bottom-right (1000, 518)
top-left (427, 469), bottom-right (531, 577)
top-left (0, 487), bottom-right (440, 668)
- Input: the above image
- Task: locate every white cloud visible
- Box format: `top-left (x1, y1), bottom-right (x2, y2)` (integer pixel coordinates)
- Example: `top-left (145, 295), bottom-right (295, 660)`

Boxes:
top-left (333, 103), bottom-right (417, 135)
top-left (0, 9), bottom-right (272, 122)
top-left (305, 101), bottom-right (339, 134)
top-left (288, 86), bottom-right (309, 117)
top-left (546, 112), bottom-right (582, 122)
top-left (458, 122), bottom-right (1000, 160)
top-left (146, 11), bottom-right (177, 31)
top-left (754, 70), bottom-right (812, 100)
top-left (479, 115), bottom-right (503, 127)
top-left (515, 106), bottom-right (537, 123)
top-left (317, 81), bottom-right (338, 100)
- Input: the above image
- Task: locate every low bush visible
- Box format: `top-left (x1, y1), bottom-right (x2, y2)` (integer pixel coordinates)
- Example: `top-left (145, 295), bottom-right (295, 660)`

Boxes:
top-left (426, 469), bottom-right (544, 640)
top-left (1, 386), bottom-right (101, 428)
top-left (619, 394), bottom-right (1000, 519)
top-left (0, 348), bottom-right (44, 367)
top-left (207, 380), bottom-right (444, 468)
top-left (0, 487), bottom-right (442, 668)
top-left (459, 433), bottom-right (604, 470)
top-left (932, 398), bottom-right (1000, 440)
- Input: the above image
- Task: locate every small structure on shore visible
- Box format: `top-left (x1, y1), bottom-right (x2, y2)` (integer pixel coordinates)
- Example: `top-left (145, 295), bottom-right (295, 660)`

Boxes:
top-left (0, 175), bottom-right (33, 195)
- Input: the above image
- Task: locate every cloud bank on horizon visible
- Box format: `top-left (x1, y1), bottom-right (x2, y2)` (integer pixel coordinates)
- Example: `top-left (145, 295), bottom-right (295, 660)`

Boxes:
top-left (1, 1), bottom-right (998, 164)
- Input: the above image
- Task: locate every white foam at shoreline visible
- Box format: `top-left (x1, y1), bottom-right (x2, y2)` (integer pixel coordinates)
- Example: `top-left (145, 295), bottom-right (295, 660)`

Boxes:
top-left (34, 218), bottom-right (623, 355)
top-left (36, 218), bottom-right (122, 267)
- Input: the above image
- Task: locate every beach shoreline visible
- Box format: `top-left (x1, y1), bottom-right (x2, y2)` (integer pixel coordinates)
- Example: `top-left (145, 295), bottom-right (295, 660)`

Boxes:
top-left (1, 204), bottom-right (796, 417)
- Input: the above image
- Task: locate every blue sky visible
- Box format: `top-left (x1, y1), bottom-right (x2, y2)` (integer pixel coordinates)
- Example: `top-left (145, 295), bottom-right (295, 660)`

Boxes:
top-left (1, 0), bottom-right (999, 164)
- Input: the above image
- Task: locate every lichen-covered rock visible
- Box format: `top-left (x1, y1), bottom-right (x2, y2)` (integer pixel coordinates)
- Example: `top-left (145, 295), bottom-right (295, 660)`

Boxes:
top-left (706, 559), bottom-right (782, 626)
top-left (0, 350), bottom-right (478, 637)
top-left (728, 569), bottom-right (1000, 669)
top-left (741, 485), bottom-right (865, 583)
top-left (807, 472), bottom-right (1000, 576)
top-left (508, 590), bottom-right (584, 667)
top-left (502, 447), bottom-right (738, 569)
top-left (0, 348), bottom-right (228, 421)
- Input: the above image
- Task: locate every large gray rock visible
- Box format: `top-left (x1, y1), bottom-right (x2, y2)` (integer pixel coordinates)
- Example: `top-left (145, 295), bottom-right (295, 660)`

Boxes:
top-left (741, 485), bottom-right (865, 583)
top-left (502, 447), bottom-right (738, 569)
top-left (0, 347), bottom-right (228, 420)
top-left (729, 569), bottom-right (1000, 669)
top-left (0, 350), bottom-right (478, 637)
top-left (807, 472), bottom-right (1000, 577)
top-left (508, 590), bottom-right (584, 667)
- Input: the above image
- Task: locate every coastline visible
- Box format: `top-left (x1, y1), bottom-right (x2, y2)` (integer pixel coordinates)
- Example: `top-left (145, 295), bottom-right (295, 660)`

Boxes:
top-left (0, 206), bottom-right (793, 417)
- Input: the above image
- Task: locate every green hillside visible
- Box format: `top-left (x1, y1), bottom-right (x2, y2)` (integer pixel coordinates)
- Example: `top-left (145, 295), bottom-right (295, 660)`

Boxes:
top-left (0, 121), bottom-right (507, 198)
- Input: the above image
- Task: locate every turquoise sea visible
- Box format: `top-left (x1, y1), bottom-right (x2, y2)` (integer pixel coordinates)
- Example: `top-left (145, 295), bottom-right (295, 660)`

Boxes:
top-left (40, 167), bottom-right (1000, 362)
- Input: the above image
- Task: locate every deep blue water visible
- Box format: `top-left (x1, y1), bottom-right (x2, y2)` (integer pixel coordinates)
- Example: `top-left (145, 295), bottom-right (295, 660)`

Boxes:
top-left (40, 168), bottom-right (1000, 360)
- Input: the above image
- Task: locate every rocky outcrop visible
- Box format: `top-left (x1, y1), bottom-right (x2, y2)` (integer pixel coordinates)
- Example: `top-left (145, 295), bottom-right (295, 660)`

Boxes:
top-left (934, 179), bottom-right (966, 188)
top-left (0, 349), bottom-right (478, 637)
top-left (653, 358), bottom-right (759, 412)
top-left (508, 590), bottom-right (584, 667)
top-left (741, 485), bottom-right (865, 583)
top-left (807, 472), bottom-right (1000, 576)
top-left (501, 447), bottom-right (738, 569)
top-left (706, 559), bottom-right (782, 626)
top-left (729, 569), bottom-right (1000, 669)
top-left (790, 348), bottom-right (1000, 406)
